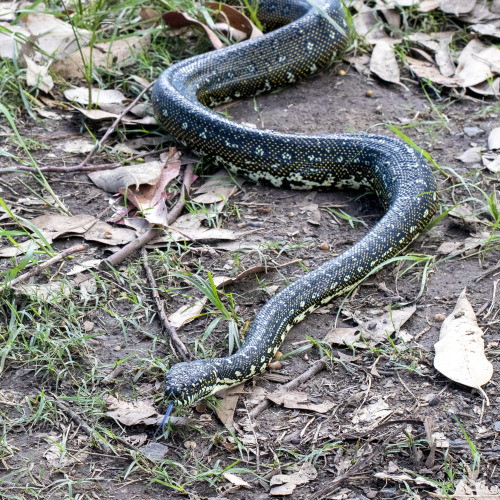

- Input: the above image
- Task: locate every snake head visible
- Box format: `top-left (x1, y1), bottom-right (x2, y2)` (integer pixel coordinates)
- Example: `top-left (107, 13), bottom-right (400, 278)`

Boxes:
top-left (165, 359), bottom-right (222, 406)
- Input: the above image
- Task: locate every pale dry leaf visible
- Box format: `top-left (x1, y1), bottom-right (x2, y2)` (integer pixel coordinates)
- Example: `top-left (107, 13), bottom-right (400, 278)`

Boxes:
top-left (488, 128), bottom-right (500, 150)
top-left (359, 305), bottom-right (416, 344)
top-left (54, 35), bottom-right (151, 79)
top-left (448, 204), bottom-right (483, 224)
top-left (64, 88), bottom-right (126, 106)
top-left (59, 138), bottom-right (95, 154)
top-left (323, 327), bottom-right (361, 346)
top-left (455, 39), bottom-right (500, 88)
top-left (153, 226), bottom-right (241, 243)
top-left (222, 472), bottom-right (252, 489)
top-left (470, 77), bottom-right (500, 97)
top-left (81, 220), bottom-right (136, 246)
top-left (436, 241), bottom-right (463, 255)
top-left (0, 23), bottom-right (28, 59)
top-left (406, 57), bottom-right (460, 87)
top-left (192, 169), bottom-right (238, 204)
top-left (456, 146), bottom-right (482, 163)
top-left (440, 0), bottom-right (477, 15)
top-left (352, 399), bottom-right (391, 425)
top-left (484, 156), bottom-right (500, 173)
top-left (434, 289), bottom-right (493, 391)
top-left (270, 483), bottom-right (296, 496)
top-left (463, 0), bottom-right (500, 23)
top-left (374, 472), bottom-right (438, 488)
top-left (14, 282), bottom-right (71, 302)
top-left (43, 435), bottom-right (89, 467)
top-left (353, 6), bottom-right (387, 43)
top-left (168, 298), bottom-right (207, 328)
top-left (418, 0), bottom-right (440, 12)
top-left (105, 395), bottom-right (158, 426)
top-left (0, 2), bottom-right (18, 22)
top-left (24, 12), bottom-right (91, 60)
top-left (266, 391), bottom-right (335, 413)
top-left (70, 106), bottom-right (156, 125)
top-left (24, 56), bottom-right (54, 92)
top-left (470, 22), bottom-right (500, 39)
top-left (120, 161), bottom-right (181, 226)
top-left (270, 463), bottom-right (317, 496)
top-left (88, 161), bottom-right (163, 193)
top-left (370, 41), bottom-right (400, 84)
top-left (208, 1), bottom-right (263, 41)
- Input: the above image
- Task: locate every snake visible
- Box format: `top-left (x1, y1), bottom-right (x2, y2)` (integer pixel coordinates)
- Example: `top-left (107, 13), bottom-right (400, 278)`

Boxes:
top-left (151, 0), bottom-right (438, 406)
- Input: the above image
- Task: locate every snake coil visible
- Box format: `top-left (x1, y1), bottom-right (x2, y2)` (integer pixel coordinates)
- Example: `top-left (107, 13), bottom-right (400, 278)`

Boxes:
top-left (152, 0), bottom-right (438, 405)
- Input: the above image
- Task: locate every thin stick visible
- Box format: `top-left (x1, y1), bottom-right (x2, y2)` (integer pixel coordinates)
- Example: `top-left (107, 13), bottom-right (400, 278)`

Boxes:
top-left (142, 247), bottom-right (193, 362)
top-left (0, 243), bottom-right (86, 293)
top-left (51, 398), bottom-right (139, 453)
top-left (104, 164), bottom-right (194, 268)
top-left (249, 356), bottom-right (329, 419)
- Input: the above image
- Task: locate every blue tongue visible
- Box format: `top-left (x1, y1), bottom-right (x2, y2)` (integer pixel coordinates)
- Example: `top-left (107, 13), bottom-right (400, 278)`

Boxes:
top-left (154, 402), bottom-right (174, 439)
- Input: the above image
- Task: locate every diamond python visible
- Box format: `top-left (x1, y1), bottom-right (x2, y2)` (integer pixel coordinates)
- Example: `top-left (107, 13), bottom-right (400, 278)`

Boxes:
top-left (151, 0), bottom-right (438, 406)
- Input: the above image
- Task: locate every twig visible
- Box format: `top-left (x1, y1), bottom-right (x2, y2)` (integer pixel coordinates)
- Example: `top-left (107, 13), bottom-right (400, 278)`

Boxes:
top-left (0, 147), bottom-right (176, 175)
top-left (0, 243), bottom-right (86, 293)
top-left (249, 356), bottom-right (329, 419)
top-left (51, 398), bottom-right (139, 453)
top-left (141, 247), bottom-right (193, 362)
top-left (104, 164), bottom-right (194, 268)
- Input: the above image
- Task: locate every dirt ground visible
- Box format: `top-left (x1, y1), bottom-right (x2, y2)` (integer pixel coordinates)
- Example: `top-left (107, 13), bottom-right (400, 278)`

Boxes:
top-left (1, 60), bottom-right (500, 499)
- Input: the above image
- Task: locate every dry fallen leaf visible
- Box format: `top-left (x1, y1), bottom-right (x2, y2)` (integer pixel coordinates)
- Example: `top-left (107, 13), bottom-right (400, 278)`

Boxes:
top-left (434, 289), bottom-right (493, 393)
top-left (370, 40), bottom-right (400, 84)
top-left (488, 128), bottom-right (500, 150)
top-left (266, 391), bottom-right (335, 413)
top-left (168, 299), bottom-right (207, 328)
top-left (24, 56), bottom-right (54, 92)
top-left (270, 463), bottom-right (317, 496)
top-left (222, 472), bottom-right (252, 489)
top-left (215, 383), bottom-right (245, 428)
top-left (0, 23), bottom-right (29, 59)
top-left (455, 39), bottom-right (500, 88)
top-left (192, 169), bottom-right (238, 204)
top-left (353, 6), bottom-right (387, 44)
top-left (64, 88), bottom-right (126, 106)
top-left (207, 2), bottom-right (263, 41)
top-left (54, 35), bottom-right (151, 79)
top-left (120, 160), bottom-right (181, 226)
top-left (352, 399), bottom-right (392, 426)
top-left (162, 10), bottom-right (225, 49)
top-left (358, 305), bottom-right (416, 344)
top-left (406, 57), bottom-right (460, 87)
top-left (440, 0), bottom-right (477, 15)
top-left (105, 395), bottom-right (158, 426)
top-left (323, 327), bottom-right (362, 346)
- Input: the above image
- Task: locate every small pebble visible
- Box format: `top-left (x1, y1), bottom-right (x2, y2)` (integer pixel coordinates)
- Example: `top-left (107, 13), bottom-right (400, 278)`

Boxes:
top-left (493, 421), bottom-right (500, 432)
top-left (368, 321), bottom-right (377, 330)
top-left (114, 345), bottom-right (121, 351)
top-left (288, 211), bottom-right (295, 217)
top-left (268, 361), bottom-right (282, 370)
top-left (104, 231), bottom-right (113, 239)
top-left (338, 69), bottom-right (346, 76)
top-left (184, 441), bottom-right (197, 450)
top-left (435, 313), bottom-right (445, 322)
top-left (428, 395), bottom-right (440, 406)
top-left (365, 90), bottom-right (373, 97)
top-left (195, 403), bottom-right (207, 413)
top-left (463, 126), bottom-right (484, 138)
top-left (274, 351), bottom-right (283, 359)
top-left (320, 242), bottom-right (329, 251)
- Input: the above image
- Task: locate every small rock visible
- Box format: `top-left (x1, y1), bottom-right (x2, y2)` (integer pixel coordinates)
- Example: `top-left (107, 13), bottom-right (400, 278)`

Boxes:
top-left (139, 442), bottom-right (168, 460)
top-left (435, 313), bottom-right (445, 322)
top-left (456, 146), bottom-right (482, 163)
top-left (428, 395), bottom-right (441, 406)
top-left (493, 421), bottom-right (500, 432)
top-left (268, 361), bottom-right (282, 370)
top-left (368, 321), bottom-right (377, 330)
top-left (463, 126), bottom-right (484, 138)
top-left (365, 90), bottom-right (374, 97)
top-left (320, 242), bottom-right (329, 251)
top-left (114, 345), bottom-right (121, 351)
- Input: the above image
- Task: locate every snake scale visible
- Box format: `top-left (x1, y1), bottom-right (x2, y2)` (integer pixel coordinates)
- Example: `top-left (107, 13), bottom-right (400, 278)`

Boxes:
top-left (151, 0), bottom-right (438, 406)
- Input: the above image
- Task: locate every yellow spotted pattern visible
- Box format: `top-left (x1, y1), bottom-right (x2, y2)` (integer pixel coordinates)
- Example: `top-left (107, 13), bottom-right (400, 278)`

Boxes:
top-left (152, 0), bottom-right (439, 406)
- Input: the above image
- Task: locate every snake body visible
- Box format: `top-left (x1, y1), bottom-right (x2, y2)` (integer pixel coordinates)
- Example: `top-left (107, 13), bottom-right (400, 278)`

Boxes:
top-left (152, 0), bottom-right (438, 406)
